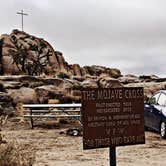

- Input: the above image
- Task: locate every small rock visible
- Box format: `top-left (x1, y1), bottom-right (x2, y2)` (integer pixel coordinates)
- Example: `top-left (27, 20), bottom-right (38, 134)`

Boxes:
top-left (66, 128), bottom-right (82, 136)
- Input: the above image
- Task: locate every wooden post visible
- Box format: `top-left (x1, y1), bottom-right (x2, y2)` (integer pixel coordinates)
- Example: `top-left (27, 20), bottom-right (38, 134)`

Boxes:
top-left (110, 147), bottom-right (116, 166)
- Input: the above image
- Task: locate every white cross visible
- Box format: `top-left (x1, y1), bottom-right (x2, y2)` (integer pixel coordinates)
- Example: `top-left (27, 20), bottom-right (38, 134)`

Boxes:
top-left (17, 10), bottom-right (28, 31)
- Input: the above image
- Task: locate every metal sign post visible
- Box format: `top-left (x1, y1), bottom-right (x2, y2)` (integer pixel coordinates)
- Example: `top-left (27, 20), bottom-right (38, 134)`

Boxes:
top-left (110, 147), bottom-right (116, 166)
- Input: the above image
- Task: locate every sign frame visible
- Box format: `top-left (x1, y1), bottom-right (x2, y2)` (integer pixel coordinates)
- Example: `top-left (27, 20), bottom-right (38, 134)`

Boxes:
top-left (81, 87), bottom-right (145, 150)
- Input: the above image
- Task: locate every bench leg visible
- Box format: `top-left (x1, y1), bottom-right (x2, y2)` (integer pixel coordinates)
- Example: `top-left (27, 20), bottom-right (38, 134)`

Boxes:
top-left (30, 109), bottom-right (34, 129)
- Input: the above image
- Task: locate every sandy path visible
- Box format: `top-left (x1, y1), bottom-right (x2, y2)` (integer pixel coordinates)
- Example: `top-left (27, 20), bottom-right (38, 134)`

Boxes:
top-left (1, 120), bottom-right (166, 166)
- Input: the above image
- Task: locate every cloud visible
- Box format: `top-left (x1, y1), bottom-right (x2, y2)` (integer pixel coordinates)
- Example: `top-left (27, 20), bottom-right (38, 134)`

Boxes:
top-left (0, 0), bottom-right (166, 76)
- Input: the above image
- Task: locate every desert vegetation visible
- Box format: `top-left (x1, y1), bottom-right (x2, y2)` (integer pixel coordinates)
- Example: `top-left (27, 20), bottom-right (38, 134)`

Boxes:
top-left (0, 116), bottom-right (36, 166)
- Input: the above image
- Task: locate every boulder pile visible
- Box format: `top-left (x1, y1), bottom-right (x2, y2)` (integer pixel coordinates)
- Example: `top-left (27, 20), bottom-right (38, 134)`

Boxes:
top-left (0, 30), bottom-right (166, 115)
top-left (0, 29), bottom-right (121, 78)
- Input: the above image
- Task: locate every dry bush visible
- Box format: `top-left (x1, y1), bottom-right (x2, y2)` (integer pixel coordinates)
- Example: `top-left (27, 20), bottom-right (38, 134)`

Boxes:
top-left (0, 115), bottom-right (8, 126)
top-left (0, 140), bottom-right (36, 166)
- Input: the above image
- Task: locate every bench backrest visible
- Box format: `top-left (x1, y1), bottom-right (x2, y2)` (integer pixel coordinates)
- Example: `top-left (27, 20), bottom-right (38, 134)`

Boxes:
top-left (22, 103), bottom-right (82, 108)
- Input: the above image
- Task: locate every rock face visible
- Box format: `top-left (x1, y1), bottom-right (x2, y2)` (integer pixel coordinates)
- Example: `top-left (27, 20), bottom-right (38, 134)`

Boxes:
top-left (0, 30), bottom-right (121, 78)
top-left (0, 73), bottom-right (165, 114)
top-left (0, 92), bottom-right (14, 116)
top-left (0, 30), bottom-right (61, 75)
top-left (8, 87), bottom-right (38, 104)
top-left (0, 75), bottom-right (124, 107)
top-left (83, 66), bottom-right (121, 78)
top-left (1, 74), bottom-right (165, 108)
top-left (120, 75), bottom-right (166, 97)
top-left (98, 77), bottom-right (123, 88)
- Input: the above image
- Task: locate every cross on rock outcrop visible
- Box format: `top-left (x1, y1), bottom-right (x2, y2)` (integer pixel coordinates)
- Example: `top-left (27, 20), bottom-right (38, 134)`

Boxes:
top-left (16, 10), bottom-right (28, 31)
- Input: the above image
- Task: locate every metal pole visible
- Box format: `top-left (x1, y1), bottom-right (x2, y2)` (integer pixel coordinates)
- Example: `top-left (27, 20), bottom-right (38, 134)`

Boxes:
top-left (22, 10), bottom-right (23, 31)
top-left (17, 10), bottom-right (28, 31)
top-left (30, 109), bottom-right (34, 129)
top-left (110, 147), bottom-right (116, 166)
top-left (0, 39), bottom-right (3, 74)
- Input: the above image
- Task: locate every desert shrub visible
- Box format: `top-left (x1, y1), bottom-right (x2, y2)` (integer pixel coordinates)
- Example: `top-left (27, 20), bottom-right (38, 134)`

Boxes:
top-left (57, 72), bottom-right (70, 79)
top-left (0, 141), bottom-right (36, 166)
top-left (40, 41), bottom-right (47, 49)
top-left (144, 95), bottom-right (150, 102)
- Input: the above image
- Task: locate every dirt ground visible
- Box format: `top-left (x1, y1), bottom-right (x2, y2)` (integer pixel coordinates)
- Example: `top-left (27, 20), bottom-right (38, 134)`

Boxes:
top-left (1, 118), bottom-right (166, 166)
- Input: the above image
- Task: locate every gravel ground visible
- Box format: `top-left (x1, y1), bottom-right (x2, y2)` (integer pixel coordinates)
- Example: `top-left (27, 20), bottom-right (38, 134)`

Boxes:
top-left (1, 118), bottom-right (166, 166)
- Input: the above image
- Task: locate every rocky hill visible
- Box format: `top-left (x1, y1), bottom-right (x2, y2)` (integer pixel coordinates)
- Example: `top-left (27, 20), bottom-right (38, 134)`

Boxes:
top-left (0, 30), bottom-right (166, 115)
top-left (0, 30), bottom-right (121, 78)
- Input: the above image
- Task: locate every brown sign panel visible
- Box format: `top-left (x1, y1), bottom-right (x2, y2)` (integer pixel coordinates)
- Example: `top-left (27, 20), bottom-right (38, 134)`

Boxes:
top-left (81, 87), bottom-right (145, 150)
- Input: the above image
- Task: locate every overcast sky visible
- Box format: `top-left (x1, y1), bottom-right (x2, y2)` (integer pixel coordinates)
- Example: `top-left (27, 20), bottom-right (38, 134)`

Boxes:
top-left (1, 0), bottom-right (166, 77)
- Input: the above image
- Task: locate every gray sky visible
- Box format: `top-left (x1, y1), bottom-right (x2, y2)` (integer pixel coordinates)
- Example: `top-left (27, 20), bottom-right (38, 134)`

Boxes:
top-left (1, 0), bottom-right (166, 77)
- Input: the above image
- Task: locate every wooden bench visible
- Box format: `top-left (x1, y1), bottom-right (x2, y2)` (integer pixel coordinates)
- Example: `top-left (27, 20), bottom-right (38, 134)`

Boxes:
top-left (22, 103), bottom-right (82, 129)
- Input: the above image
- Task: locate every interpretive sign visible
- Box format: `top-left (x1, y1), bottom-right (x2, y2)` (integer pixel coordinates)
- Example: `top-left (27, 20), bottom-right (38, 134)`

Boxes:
top-left (81, 87), bottom-right (145, 149)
